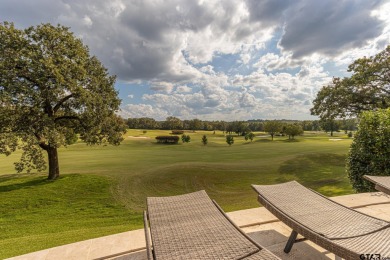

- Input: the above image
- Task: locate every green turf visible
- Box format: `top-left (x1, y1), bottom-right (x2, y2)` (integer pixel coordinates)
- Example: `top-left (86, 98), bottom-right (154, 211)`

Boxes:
top-left (0, 130), bottom-right (355, 258)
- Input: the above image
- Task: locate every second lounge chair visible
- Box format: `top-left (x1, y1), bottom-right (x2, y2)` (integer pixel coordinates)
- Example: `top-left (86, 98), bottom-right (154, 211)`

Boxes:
top-left (144, 190), bottom-right (280, 260)
top-left (364, 175), bottom-right (390, 195)
top-left (252, 181), bottom-right (390, 260)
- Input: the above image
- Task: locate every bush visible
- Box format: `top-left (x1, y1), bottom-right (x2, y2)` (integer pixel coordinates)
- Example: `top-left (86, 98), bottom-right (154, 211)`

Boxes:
top-left (347, 131), bottom-right (353, 138)
top-left (226, 135), bottom-right (234, 146)
top-left (171, 130), bottom-right (184, 135)
top-left (347, 108), bottom-right (390, 192)
top-left (202, 135), bottom-right (208, 145)
top-left (245, 132), bottom-right (255, 142)
top-left (155, 136), bottom-right (179, 144)
top-left (181, 134), bottom-right (191, 143)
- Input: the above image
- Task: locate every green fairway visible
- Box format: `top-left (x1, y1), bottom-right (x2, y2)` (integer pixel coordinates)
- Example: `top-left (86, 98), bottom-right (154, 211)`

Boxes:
top-left (0, 130), bottom-right (354, 258)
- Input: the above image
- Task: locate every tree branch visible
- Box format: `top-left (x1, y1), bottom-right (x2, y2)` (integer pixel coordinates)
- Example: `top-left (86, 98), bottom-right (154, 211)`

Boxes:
top-left (54, 115), bottom-right (81, 122)
top-left (34, 132), bottom-right (49, 150)
top-left (53, 94), bottom-right (74, 113)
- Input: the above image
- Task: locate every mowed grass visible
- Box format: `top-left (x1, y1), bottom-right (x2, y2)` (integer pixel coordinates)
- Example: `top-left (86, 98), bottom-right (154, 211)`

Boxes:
top-left (0, 130), bottom-right (354, 258)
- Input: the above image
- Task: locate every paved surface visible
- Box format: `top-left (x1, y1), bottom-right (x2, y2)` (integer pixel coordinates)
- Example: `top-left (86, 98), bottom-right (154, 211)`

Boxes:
top-left (6, 192), bottom-right (390, 260)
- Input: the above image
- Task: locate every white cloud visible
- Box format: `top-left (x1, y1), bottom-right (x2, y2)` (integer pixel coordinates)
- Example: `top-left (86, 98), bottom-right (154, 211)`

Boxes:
top-left (175, 85), bottom-right (192, 93)
top-left (2, 0), bottom-right (389, 120)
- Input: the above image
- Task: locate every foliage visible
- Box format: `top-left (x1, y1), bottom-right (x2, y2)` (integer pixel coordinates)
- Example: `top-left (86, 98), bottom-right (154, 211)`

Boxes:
top-left (244, 132), bottom-right (255, 142)
top-left (188, 119), bottom-right (203, 130)
top-left (311, 45), bottom-right (390, 120)
top-left (181, 134), bottom-right (191, 143)
top-left (264, 121), bottom-right (282, 140)
top-left (171, 130), bottom-right (184, 135)
top-left (127, 117), bottom-right (159, 129)
top-left (226, 135), bottom-right (234, 146)
top-left (320, 119), bottom-right (341, 136)
top-left (347, 131), bottom-right (353, 138)
top-left (284, 124), bottom-right (303, 140)
top-left (347, 108), bottom-right (390, 192)
top-left (162, 116), bottom-right (183, 130)
top-left (0, 22), bottom-right (126, 179)
top-left (340, 118), bottom-right (358, 132)
top-left (201, 135), bottom-right (208, 145)
top-left (155, 136), bottom-right (179, 144)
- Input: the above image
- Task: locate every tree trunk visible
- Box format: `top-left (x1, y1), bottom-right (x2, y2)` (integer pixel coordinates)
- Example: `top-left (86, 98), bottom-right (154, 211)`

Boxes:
top-left (47, 147), bottom-right (60, 180)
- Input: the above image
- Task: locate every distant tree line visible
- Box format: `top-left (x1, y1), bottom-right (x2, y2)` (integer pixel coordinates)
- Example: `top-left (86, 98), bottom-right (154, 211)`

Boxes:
top-left (126, 117), bottom-right (358, 135)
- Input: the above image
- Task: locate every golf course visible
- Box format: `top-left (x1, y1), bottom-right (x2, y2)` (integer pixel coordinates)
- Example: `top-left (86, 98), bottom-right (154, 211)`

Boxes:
top-left (0, 130), bottom-right (354, 258)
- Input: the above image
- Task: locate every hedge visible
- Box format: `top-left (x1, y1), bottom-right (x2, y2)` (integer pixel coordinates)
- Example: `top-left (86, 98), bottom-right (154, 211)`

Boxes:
top-left (156, 136), bottom-right (179, 144)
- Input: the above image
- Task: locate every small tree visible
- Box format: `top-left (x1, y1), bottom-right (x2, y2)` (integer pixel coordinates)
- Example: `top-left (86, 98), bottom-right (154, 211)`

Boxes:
top-left (181, 134), bottom-right (191, 143)
top-left (264, 121), bottom-right (282, 140)
top-left (284, 124), bottom-right (303, 140)
top-left (202, 135), bottom-right (208, 145)
top-left (226, 135), bottom-right (234, 146)
top-left (347, 108), bottom-right (390, 192)
top-left (245, 132), bottom-right (255, 142)
top-left (320, 118), bottom-right (340, 136)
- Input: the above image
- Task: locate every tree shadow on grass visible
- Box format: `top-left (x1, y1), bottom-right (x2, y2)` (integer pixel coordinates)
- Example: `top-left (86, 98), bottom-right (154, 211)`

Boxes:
top-left (254, 139), bottom-right (273, 143)
top-left (0, 174), bottom-right (52, 192)
top-left (281, 139), bottom-right (301, 143)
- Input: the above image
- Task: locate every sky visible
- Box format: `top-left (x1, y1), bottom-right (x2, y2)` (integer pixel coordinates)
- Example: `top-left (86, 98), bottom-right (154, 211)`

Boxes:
top-left (1, 0), bottom-right (390, 121)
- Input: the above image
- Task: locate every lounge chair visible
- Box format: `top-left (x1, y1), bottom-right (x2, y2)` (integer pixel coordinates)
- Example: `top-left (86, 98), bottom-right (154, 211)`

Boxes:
top-left (143, 190), bottom-right (280, 260)
top-left (364, 175), bottom-right (390, 195)
top-left (252, 181), bottom-right (390, 259)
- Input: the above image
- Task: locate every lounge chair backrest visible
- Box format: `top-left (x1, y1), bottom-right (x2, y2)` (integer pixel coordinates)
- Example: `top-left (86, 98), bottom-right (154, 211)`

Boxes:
top-left (252, 181), bottom-right (389, 239)
top-left (364, 175), bottom-right (390, 195)
top-left (145, 190), bottom-right (279, 260)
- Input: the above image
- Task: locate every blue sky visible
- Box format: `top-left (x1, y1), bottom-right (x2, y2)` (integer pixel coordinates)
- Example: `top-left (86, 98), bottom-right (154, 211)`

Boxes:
top-left (1, 0), bottom-right (390, 120)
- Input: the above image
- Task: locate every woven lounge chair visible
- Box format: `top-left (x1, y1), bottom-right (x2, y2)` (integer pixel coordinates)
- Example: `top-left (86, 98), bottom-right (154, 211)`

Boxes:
top-left (364, 175), bottom-right (390, 195)
top-left (143, 190), bottom-right (280, 260)
top-left (252, 181), bottom-right (390, 260)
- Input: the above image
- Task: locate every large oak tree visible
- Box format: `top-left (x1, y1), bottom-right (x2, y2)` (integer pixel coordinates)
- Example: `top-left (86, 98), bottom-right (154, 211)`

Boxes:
top-left (311, 45), bottom-right (390, 120)
top-left (0, 22), bottom-right (126, 180)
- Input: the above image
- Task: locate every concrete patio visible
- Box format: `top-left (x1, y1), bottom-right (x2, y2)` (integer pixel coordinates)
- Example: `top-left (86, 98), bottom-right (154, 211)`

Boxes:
top-left (7, 192), bottom-right (390, 260)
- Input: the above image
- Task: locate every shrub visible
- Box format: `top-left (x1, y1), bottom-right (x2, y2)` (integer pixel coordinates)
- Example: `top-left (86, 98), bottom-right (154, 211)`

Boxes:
top-left (202, 135), bottom-right (208, 145)
top-left (245, 132), bottom-right (255, 142)
top-left (347, 108), bottom-right (390, 192)
top-left (347, 131), bottom-right (353, 138)
top-left (155, 136), bottom-right (179, 144)
top-left (226, 135), bottom-right (234, 146)
top-left (181, 134), bottom-right (191, 143)
top-left (171, 130), bottom-right (184, 135)
top-left (143, 130), bottom-right (147, 134)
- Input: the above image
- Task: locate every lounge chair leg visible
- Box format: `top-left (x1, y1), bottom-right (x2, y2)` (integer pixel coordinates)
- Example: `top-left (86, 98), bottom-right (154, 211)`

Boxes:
top-left (284, 230), bottom-right (298, 253)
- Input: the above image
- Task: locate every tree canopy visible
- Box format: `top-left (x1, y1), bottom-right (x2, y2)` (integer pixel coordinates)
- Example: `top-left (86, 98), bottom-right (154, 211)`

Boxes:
top-left (284, 124), bottom-right (303, 140)
top-left (264, 121), bottom-right (282, 140)
top-left (0, 22), bottom-right (126, 179)
top-left (347, 108), bottom-right (390, 192)
top-left (311, 45), bottom-right (390, 120)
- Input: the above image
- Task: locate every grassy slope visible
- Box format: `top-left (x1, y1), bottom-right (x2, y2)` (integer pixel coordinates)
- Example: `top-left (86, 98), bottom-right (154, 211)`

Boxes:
top-left (0, 130), bottom-right (354, 258)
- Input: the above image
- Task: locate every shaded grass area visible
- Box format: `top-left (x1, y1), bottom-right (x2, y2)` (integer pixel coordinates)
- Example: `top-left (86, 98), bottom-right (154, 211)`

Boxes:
top-left (0, 174), bottom-right (140, 259)
top-left (0, 130), bottom-right (354, 258)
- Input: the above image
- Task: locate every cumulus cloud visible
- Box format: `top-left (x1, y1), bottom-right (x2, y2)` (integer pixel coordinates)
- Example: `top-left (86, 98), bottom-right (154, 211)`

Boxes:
top-left (279, 0), bottom-right (385, 58)
top-left (1, 0), bottom-right (389, 120)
